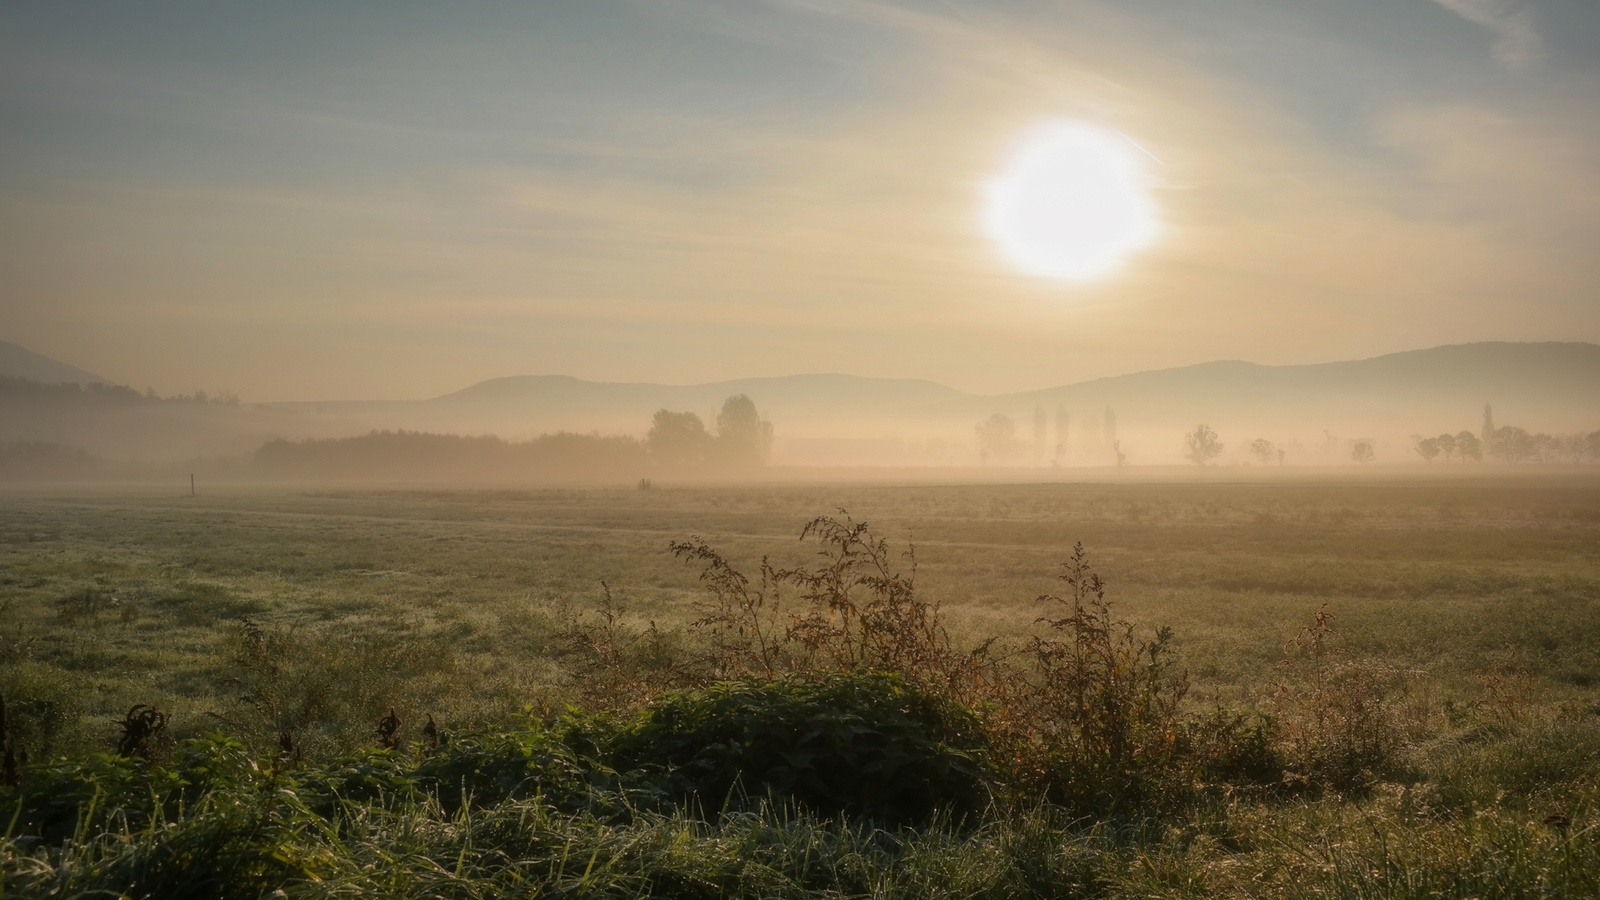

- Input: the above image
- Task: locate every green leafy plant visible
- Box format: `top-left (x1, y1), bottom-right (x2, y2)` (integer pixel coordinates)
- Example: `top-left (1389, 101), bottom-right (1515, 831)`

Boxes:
top-left (601, 673), bottom-right (991, 824)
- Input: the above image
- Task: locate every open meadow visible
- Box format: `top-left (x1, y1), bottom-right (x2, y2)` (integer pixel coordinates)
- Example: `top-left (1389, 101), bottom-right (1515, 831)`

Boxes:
top-left (3, 471), bottom-right (1600, 897)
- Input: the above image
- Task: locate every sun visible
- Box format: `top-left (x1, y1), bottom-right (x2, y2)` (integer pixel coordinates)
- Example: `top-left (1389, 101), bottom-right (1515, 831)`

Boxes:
top-left (982, 120), bottom-right (1161, 282)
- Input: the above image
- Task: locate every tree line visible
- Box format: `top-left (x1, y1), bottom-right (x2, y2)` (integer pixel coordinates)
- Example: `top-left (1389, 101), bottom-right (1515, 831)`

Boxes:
top-left (254, 430), bottom-right (647, 481)
top-left (1179, 403), bottom-right (1600, 467)
top-left (644, 394), bottom-right (773, 470)
top-left (254, 394), bottom-right (774, 481)
top-left (1411, 405), bottom-right (1600, 465)
top-left (974, 403), bottom-right (1119, 466)
top-left (0, 375), bottom-right (240, 407)
top-left (1445, 404), bottom-right (1600, 464)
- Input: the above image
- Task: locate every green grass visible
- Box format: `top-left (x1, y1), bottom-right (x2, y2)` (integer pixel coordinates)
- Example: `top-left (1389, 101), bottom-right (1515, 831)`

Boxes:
top-left (3, 473), bottom-right (1599, 897)
top-left (3, 725), bottom-right (1597, 898)
top-left (5, 477), bottom-right (1597, 736)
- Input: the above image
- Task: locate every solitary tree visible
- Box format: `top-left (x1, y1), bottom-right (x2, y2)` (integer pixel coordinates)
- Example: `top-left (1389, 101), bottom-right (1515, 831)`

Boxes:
top-left (976, 414), bottom-right (1022, 465)
top-left (1350, 440), bottom-right (1376, 464)
top-left (1250, 438), bottom-right (1276, 466)
top-left (647, 410), bottom-right (712, 468)
top-left (714, 394), bottom-right (774, 468)
top-left (1184, 424), bottom-right (1224, 465)
top-left (1412, 435), bottom-right (1441, 463)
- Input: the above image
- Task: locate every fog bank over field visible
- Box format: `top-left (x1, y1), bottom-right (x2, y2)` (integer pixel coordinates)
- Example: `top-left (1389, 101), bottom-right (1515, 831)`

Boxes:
top-left (2, 340), bottom-right (1598, 473)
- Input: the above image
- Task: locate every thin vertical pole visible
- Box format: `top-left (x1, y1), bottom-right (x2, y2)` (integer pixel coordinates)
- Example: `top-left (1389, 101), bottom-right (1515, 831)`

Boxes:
top-left (190, 474), bottom-right (195, 496)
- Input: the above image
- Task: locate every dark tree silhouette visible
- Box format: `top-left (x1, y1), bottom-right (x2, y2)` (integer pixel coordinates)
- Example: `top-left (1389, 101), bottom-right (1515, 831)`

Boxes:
top-left (1184, 424), bottom-right (1223, 465)
top-left (714, 394), bottom-right (774, 468)
top-left (647, 410), bottom-right (713, 468)
top-left (1559, 433), bottom-right (1590, 464)
top-left (1533, 433), bottom-right (1560, 464)
top-left (1488, 426), bottom-right (1536, 463)
top-left (975, 414), bottom-right (1022, 465)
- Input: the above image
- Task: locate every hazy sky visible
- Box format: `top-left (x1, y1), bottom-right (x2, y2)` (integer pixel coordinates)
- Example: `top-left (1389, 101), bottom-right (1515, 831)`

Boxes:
top-left (2, 0), bottom-right (1597, 400)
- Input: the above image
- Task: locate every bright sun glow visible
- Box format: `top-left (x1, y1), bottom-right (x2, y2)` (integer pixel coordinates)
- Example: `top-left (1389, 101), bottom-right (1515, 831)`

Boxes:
top-left (983, 120), bottom-right (1160, 282)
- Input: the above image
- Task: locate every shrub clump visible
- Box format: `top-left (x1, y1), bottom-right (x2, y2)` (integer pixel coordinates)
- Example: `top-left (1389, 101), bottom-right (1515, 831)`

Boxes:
top-left (657, 521), bottom-right (1289, 818)
top-left (600, 673), bottom-right (991, 824)
top-left (1002, 544), bottom-right (1196, 815)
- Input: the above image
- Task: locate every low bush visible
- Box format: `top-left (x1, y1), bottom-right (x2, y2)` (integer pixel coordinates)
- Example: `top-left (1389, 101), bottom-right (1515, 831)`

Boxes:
top-left (600, 673), bottom-right (991, 823)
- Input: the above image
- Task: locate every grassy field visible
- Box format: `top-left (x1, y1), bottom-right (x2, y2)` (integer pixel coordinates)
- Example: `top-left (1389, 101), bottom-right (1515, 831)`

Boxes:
top-left (3, 472), bottom-right (1599, 897)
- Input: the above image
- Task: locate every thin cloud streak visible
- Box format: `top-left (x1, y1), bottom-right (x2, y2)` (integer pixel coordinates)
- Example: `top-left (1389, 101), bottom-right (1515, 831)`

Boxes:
top-left (1431, 0), bottom-right (1543, 70)
top-left (1, 2), bottom-right (1597, 400)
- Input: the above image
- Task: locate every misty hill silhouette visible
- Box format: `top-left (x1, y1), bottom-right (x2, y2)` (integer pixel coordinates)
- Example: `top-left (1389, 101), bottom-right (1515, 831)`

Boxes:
top-left (415, 373), bottom-right (967, 434)
top-left (984, 341), bottom-right (1600, 431)
top-left (0, 339), bottom-right (110, 386)
top-left (389, 341), bottom-right (1598, 440)
top-left (3, 339), bottom-right (1597, 466)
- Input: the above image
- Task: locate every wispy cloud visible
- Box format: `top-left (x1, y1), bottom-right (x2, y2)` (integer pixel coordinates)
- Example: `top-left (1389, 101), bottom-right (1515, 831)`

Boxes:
top-left (1432, 0), bottom-right (1543, 70)
top-left (6, 1), bottom-right (1597, 399)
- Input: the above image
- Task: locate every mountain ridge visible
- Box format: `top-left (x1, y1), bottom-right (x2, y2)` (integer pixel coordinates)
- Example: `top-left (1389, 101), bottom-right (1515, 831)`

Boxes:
top-left (4, 340), bottom-right (1595, 464)
top-left (427, 341), bottom-right (1600, 410)
top-left (379, 341), bottom-right (1598, 457)
top-left (0, 340), bottom-right (110, 386)
top-left (8, 337), bottom-right (1594, 409)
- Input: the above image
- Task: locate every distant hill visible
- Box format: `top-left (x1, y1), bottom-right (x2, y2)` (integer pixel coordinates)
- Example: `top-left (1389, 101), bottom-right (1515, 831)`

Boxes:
top-left (436, 372), bottom-right (965, 410)
top-left (0, 340), bottom-right (110, 385)
top-left (377, 341), bottom-right (1600, 464)
top-left (419, 373), bottom-right (966, 434)
top-left (1006, 341), bottom-right (1600, 409)
top-left (978, 341), bottom-right (1600, 430)
top-left (940, 341), bottom-right (1600, 464)
top-left (3, 340), bottom-right (1596, 467)
top-left (402, 340), bottom-right (1597, 423)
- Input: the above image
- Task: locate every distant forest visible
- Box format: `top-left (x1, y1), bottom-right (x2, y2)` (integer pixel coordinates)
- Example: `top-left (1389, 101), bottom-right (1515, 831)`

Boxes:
top-left (0, 440), bottom-right (103, 479)
top-left (255, 431), bottom-right (648, 482)
top-left (0, 375), bottom-right (239, 407)
top-left (253, 394), bottom-right (775, 482)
